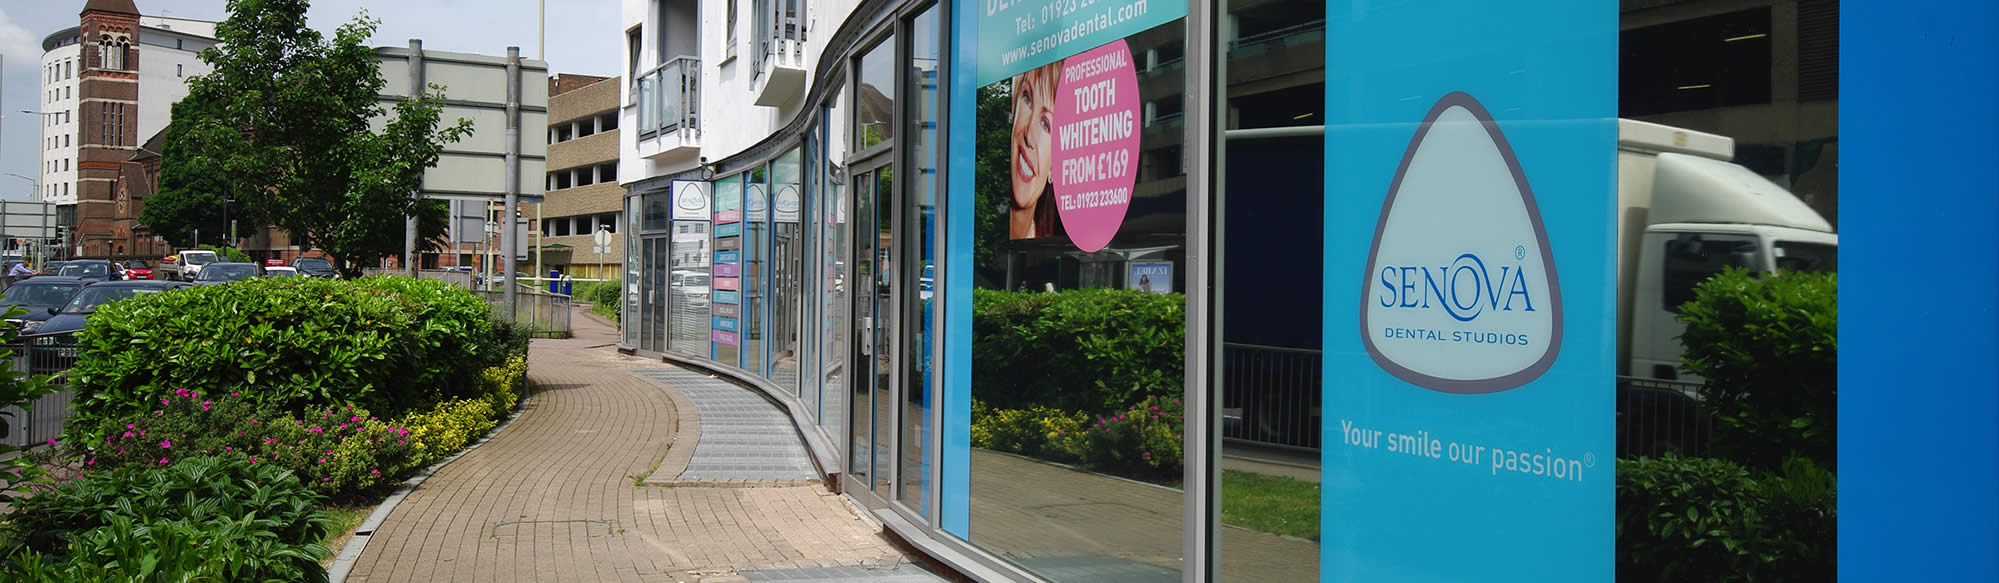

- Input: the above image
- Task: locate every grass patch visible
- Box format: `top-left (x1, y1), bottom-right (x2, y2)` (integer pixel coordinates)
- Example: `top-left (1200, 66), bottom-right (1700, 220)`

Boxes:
top-left (1220, 470), bottom-right (1319, 541)
top-left (316, 504), bottom-right (375, 569)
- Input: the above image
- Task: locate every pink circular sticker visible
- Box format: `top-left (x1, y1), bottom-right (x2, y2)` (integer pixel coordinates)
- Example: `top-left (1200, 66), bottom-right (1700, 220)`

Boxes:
top-left (1052, 39), bottom-right (1141, 253)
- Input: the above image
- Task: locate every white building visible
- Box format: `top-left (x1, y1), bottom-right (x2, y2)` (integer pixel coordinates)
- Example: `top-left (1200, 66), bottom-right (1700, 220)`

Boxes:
top-left (36, 4), bottom-right (218, 211)
top-left (619, 0), bottom-right (829, 181)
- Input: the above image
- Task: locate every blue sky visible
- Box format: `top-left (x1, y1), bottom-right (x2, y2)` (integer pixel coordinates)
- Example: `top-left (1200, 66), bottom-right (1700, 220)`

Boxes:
top-left (0, 0), bottom-right (621, 200)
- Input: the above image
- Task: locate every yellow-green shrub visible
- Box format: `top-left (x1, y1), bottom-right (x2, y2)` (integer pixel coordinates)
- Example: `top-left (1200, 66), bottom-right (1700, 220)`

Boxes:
top-left (398, 398), bottom-right (496, 466)
top-left (397, 356), bottom-right (526, 466)
top-left (480, 355), bottom-right (527, 414)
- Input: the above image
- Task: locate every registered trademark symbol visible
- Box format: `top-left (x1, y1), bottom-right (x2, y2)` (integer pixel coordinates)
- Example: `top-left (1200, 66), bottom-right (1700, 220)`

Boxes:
top-left (1514, 245), bottom-right (1526, 260)
top-left (1583, 453), bottom-right (1597, 468)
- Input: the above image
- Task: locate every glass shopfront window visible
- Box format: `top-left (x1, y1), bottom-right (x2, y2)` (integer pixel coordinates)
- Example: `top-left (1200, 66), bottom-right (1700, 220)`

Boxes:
top-left (746, 165), bottom-right (770, 376)
top-left (965, 10), bottom-right (1189, 580)
top-left (819, 82), bottom-right (851, 445)
top-left (772, 147), bottom-right (805, 394)
top-left (898, 2), bottom-right (940, 516)
top-left (714, 174), bottom-right (745, 365)
top-left (625, 195), bottom-right (642, 347)
top-left (668, 182), bottom-right (713, 357)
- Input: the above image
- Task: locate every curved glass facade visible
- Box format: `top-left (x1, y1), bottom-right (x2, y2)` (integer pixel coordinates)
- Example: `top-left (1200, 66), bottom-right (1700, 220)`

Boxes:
top-left (617, 0), bottom-right (1846, 580)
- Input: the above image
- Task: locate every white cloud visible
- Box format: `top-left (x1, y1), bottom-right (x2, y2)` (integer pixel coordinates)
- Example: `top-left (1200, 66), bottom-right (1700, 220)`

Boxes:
top-left (0, 7), bottom-right (45, 73)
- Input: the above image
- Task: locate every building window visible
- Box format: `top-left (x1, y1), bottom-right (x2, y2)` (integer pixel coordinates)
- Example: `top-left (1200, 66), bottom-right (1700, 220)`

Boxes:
top-left (554, 218), bottom-right (571, 237)
top-left (600, 113), bottom-right (618, 131)
top-left (598, 213), bottom-right (618, 234)
top-left (555, 125), bottom-right (573, 142)
top-left (576, 169), bottom-right (595, 187)
top-left (599, 163), bottom-right (617, 183)
top-left (627, 27), bottom-right (643, 80)
top-left (177, 64), bottom-right (184, 77)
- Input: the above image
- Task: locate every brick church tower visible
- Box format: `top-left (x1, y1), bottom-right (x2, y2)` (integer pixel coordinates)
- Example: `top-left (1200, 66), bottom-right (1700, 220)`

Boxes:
top-left (75, 0), bottom-right (141, 259)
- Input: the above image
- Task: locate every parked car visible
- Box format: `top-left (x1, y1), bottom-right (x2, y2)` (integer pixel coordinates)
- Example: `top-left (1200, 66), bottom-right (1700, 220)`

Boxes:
top-left (55, 259), bottom-right (127, 283)
top-left (0, 276), bottom-right (87, 334)
top-left (32, 261), bottom-right (67, 279)
top-left (169, 249), bottom-right (220, 281)
top-left (121, 260), bottom-right (155, 280)
top-left (264, 266), bottom-right (299, 278)
top-left (291, 256), bottom-right (337, 279)
top-left (37, 280), bottom-right (189, 335)
top-left (192, 262), bottom-right (263, 286)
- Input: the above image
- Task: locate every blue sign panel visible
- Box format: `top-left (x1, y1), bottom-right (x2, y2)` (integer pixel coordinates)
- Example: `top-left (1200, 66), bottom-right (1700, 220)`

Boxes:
top-left (716, 223), bottom-right (741, 238)
top-left (1322, 2), bottom-right (1614, 581)
top-left (715, 251), bottom-right (740, 264)
top-left (713, 317), bottom-right (739, 332)
top-left (712, 290), bottom-right (740, 305)
top-left (974, 0), bottom-right (1184, 86)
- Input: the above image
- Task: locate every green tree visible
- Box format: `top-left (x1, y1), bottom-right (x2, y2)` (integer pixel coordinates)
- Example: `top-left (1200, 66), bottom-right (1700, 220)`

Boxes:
top-left (973, 81), bottom-right (1012, 278)
top-left (173, 0), bottom-right (471, 277)
top-left (139, 99), bottom-right (229, 248)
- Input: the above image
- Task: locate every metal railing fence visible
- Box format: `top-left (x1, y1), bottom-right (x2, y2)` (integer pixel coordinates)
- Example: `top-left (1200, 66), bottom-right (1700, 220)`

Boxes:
top-left (0, 332), bottom-right (82, 447)
top-left (472, 290), bottom-right (572, 339)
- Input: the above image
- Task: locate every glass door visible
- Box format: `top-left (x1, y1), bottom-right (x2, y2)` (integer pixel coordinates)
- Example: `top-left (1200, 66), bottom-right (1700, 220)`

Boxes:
top-left (848, 157), bottom-right (897, 493)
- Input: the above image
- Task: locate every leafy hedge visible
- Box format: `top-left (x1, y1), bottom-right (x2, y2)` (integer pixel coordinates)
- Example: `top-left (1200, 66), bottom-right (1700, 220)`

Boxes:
top-left (3, 455), bottom-right (334, 581)
top-left (971, 395), bottom-right (1185, 482)
top-left (68, 276), bottom-right (509, 428)
top-left (67, 354), bottom-right (526, 499)
top-left (972, 289), bottom-right (1184, 415)
top-left (1616, 454), bottom-right (1836, 582)
top-left (573, 278), bottom-right (621, 322)
top-left (1677, 268), bottom-right (1837, 472)
top-left (196, 244), bottom-right (253, 263)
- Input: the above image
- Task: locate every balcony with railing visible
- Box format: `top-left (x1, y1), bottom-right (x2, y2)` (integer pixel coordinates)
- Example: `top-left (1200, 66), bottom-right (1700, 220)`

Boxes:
top-left (632, 56), bottom-right (702, 159)
top-left (749, 0), bottom-right (807, 107)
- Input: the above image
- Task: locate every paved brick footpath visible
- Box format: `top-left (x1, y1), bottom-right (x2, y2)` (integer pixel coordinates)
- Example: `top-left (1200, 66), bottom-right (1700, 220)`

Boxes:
top-left (344, 313), bottom-right (925, 582)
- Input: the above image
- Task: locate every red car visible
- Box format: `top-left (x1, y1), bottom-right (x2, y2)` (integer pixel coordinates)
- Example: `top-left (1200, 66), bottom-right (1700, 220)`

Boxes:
top-left (120, 260), bottom-right (154, 280)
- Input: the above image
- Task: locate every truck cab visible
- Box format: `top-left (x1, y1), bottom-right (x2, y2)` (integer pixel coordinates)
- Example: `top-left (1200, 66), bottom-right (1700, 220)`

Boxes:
top-left (1617, 120), bottom-right (1839, 383)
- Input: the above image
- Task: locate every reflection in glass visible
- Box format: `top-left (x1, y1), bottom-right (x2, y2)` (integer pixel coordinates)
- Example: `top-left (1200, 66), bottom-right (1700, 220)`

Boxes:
top-left (966, 18), bottom-right (1186, 581)
top-left (668, 190), bottom-right (712, 356)
top-left (714, 175), bottom-right (743, 366)
top-left (872, 166), bottom-right (894, 493)
top-left (625, 196), bottom-right (641, 347)
top-left (773, 147), bottom-right (805, 394)
top-left (820, 87), bottom-right (849, 443)
top-left (856, 39), bottom-right (895, 150)
top-left (849, 166), bottom-right (877, 483)
top-left (898, 3), bottom-right (940, 514)
top-left (1219, 0), bottom-right (1324, 578)
top-left (746, 166), bottom-right (769, 376)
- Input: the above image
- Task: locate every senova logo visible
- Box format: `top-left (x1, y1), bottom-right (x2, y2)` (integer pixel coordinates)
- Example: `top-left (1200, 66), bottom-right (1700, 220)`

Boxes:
top-left (1360, 92), bottom-right (1562, 394)
top-left (677, 184), bottom-right (706, 211)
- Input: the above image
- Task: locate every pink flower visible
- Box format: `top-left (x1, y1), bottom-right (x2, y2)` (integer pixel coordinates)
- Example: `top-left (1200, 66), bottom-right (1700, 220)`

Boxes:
top-left (158, 457), bottom-right (169, 465)
top-left (85, 459), bottom-right (95, 466)
top-left (318, 457), bottom-right (327, 463)
top-left (249, 419), bottom-right (259, 424)
top-left (322, 477), bottom-right (330, 482)
top-left (161, 399), bottom-right (170, 405)
top-left (1142, 451), bottom-right (1152, 459)
top-left (224, 446), bottom-right (233, 451)
top-left (231, 392), bottom-right (240, 397)
top-left (201, 401), bottom-right (212, 411)
top-left (249, 458), bottom-right (258, 464)
top-left (138, 430), bottom-right (145, 436)
top-left (397, 440), bottom-right (405, 444)
top-left (45, 438), bottom-right (56, 446)
top-left (370, 469), bottom-right (381, 476)
top-left (160, 440), bottom-right (172, 449)
top-left (126, 424), bottom-right (135, 429)
top-left (351, 416), bottom-right (363, 422)
top-left (265, 438), bottom-right (278, 444)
